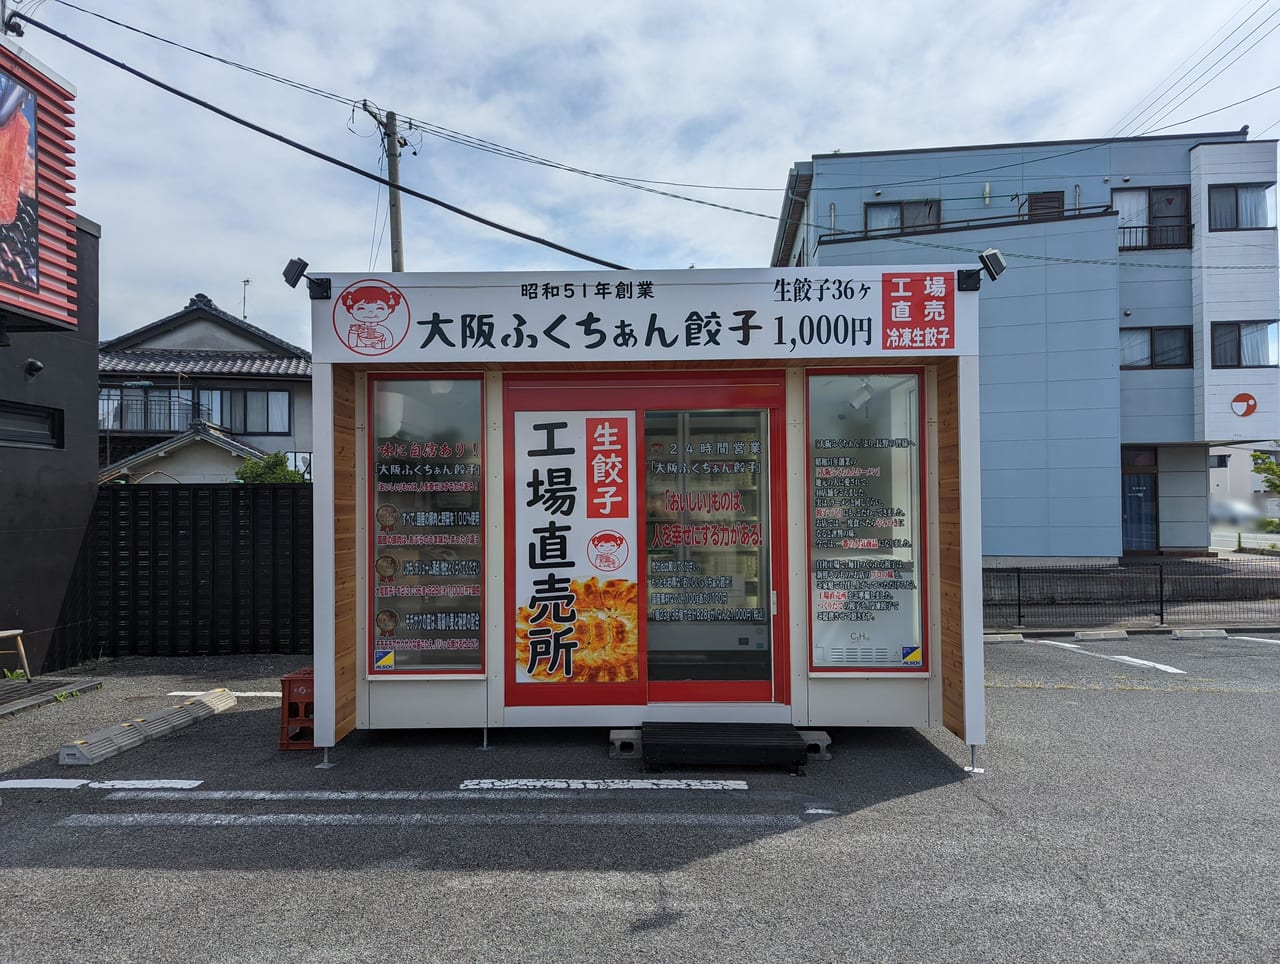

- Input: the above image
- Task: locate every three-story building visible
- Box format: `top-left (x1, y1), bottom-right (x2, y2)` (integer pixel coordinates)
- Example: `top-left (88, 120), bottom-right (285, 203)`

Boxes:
top-left (772, 128), bottom-right (1278, 562)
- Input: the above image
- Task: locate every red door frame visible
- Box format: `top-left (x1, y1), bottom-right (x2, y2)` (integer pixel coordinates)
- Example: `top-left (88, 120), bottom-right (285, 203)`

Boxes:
top-left (504, 371), bottom-right (790, 707)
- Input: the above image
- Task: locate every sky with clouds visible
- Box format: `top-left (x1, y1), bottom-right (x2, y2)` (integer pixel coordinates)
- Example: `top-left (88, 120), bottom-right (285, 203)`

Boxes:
top-left (5, 0), bottom-right (1280, 348)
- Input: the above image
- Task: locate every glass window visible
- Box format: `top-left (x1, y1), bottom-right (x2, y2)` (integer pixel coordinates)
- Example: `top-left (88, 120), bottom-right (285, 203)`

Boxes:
top-left (1119, 328), bottom-right (1151, 367)
top-left (807, 372), bottom-right (925, 672)
top-left (98, 387), bottom-right (121, 430)
top-left (1211, 321), bottom-right (1279, 368)
top-left (1115, 187), bottom-right (1191, 248)
top-left (1120, 327), bottom-right (1192, 369)
top-left (866, 200), bottom-right (939, 233)
top-left (268, 391), bottom-right (290, 432)
top-left (208, 389), bottom-right (291, 434)
top-left (1209, 184), bottom-right (1277, 230)
top-left (198, 389), bottom-right (221, 424)
top-left (369, 377), bottom-right (484, 673)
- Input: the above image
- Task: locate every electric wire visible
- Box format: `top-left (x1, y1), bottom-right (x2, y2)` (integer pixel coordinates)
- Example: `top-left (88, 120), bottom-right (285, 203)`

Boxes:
top-left (1108, 0), bottom-right (1262, 137)
top-left (40, 0), bottom-right (778, 193)
top-left (19, 1), bottom-right (1280, 273)
top-left (1138, 11), bottom-right (1280, 133)
top-left (1112, 0), bottom-right (1277, 136)
top-left (5, 8), bottom-right (629, 270)
top-left (33, 0), bottom-right (1278, 228)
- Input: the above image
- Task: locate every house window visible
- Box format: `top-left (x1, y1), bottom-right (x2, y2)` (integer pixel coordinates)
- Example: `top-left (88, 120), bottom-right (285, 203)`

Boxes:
top-left (1113, 186), bottom-right (1191, 248)
top-left (1208, 184), bottom-right (1276, 230)
top-left (1211, 321), bottom-right (1279, 368)
top-left (203, 389), bottom-right (290, 434)
top-left (1120, 327), bottom-right (1193, 369)
top-left (98, 386), bottom-right (195, 432)
top-left (1026, 191), bottom-right (1064, 220)
top-left (866, 199), bottom-right (940, 233)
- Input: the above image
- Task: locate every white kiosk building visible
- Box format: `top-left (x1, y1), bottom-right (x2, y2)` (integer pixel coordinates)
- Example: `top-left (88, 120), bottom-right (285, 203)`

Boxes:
top-left (306, 265), bottom-right (987, 763)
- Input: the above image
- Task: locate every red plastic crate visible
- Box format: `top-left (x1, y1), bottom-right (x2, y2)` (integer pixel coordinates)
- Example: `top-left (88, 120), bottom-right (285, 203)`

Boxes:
top-left (279, 667), bottom-right (315, 750)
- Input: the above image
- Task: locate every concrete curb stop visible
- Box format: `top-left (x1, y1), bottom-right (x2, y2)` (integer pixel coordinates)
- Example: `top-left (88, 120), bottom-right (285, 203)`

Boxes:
top-left (59, 689), bottom-right (237, 765)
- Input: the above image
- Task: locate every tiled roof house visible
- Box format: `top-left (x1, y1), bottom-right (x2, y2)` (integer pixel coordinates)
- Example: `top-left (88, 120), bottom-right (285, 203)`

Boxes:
top-left (98, 293), bottom-right (313, 482)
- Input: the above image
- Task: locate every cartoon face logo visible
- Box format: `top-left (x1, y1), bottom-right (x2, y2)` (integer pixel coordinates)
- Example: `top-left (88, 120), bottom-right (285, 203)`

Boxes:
top-left (587, 529), bottom-right (629, 572)
top-left (1231, 393), bottom-right (1258, 417)
top-left (333, 281), bottom-right (411, 356)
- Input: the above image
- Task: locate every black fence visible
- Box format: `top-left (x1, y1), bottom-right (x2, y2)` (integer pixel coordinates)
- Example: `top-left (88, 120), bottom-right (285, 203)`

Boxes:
top-left (93, 484), bottom-right (313, 658)
top-left (983, 557), bottom-right (1280, 630)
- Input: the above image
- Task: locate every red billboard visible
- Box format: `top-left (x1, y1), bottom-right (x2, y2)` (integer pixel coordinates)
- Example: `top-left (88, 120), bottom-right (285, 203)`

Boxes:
top-left (0, 40), bottom-right (76, 329)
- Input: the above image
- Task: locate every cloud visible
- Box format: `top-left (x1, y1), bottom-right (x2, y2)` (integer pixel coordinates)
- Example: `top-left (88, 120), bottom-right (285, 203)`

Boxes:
top-left (11, 0), bottom-right (1279, 346)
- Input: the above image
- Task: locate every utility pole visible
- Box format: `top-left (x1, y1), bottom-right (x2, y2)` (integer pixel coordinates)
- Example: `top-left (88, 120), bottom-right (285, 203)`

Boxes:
top-left (362, 100), bottom-right (404, 271)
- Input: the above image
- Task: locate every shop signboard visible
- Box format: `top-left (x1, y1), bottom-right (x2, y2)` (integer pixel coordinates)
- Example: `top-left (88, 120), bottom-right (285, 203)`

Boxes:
top-left (0, 40), bottom-right (77, 330)
top-left (312, 268), bottom-right (973, 364)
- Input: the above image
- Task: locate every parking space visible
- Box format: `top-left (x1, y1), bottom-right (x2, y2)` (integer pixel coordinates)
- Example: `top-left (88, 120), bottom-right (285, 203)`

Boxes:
top-left (1, 647), bottom-right (1278, 960)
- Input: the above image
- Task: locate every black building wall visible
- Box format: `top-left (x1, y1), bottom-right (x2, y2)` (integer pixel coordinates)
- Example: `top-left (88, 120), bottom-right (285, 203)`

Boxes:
top-left (0, 215), bottom-right (101, 673)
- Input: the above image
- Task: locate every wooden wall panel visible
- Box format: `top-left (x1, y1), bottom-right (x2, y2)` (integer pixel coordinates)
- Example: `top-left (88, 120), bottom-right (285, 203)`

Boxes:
top-left (332, 367), bottom-right (358, 741)
top-left (935, 358), bottom-right (967, 740)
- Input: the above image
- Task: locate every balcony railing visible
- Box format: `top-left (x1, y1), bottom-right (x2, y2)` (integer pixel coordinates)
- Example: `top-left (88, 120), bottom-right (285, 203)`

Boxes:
top-left (818, 204), bottom-right (1116, 245)
top-left (99, 398), bottom-right (212, 433)
top-left (1118, 222), bottom-right (1192, 251)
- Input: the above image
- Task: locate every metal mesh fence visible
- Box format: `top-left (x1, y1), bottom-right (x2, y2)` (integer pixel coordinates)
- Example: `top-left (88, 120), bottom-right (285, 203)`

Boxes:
top-left (983, 557), bottom-right (1280, 630)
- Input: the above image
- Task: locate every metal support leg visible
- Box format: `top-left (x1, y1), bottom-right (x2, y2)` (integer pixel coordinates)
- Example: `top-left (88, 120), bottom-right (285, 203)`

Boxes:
top-left (481, 720), bottom-right (490, 751)
top-left (315, 746), bottom-right (335, 770)
top-left (964, 744), bottom-right (984, 774)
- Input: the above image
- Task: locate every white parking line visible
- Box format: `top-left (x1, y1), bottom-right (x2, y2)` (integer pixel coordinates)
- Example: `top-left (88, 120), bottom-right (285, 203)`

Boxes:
top-left (1033, 639), bottom-right (1186, 674)
top-left (1228, 636), bottom-right (1280, 645)
top-left (459, 778), bottom-right (747, 791)
top-left (60, 812), bottom-right (801, 828)
top-left (106, 781), bottom-right (751, 802)
top-left (0, 779), bottom-right (204, 790)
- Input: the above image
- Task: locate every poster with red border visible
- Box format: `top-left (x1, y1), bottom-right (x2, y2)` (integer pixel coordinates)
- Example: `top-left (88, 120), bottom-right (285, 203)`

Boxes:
top-left (511, 409), bottom-right (641, 694)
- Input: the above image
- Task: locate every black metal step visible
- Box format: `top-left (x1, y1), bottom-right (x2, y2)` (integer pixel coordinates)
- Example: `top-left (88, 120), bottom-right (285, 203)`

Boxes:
top-left (641, 722), bottom-right (808, 773)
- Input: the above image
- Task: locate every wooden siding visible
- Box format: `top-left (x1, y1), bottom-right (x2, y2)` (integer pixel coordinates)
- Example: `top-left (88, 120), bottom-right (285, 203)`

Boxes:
top-left (332, 366), bottom-right (358, 741)
top-left (935, 358), bottom-right (966, 740)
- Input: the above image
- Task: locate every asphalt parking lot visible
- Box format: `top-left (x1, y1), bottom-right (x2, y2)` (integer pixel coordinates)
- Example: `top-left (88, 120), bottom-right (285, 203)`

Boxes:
top-left (1, 635), bottom-right (1277, 962)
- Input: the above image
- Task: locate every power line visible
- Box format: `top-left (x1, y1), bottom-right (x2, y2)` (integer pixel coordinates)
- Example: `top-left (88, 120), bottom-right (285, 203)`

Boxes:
top-left (1141, 79), bottom-right (1280, 134)
top-left (889, 235), bottom-right (1278, 271)
top-left (1112, 0), bottom-right (1277, 136)
top-left (5, 9), bottom-right (629, 270)
top-left (1109, 0), bottom-right (1263, 137)
top-left (1138, 11), bottom-right (1280, 133)
top-left (41, 0), bottom-right (779, 194)
top-left (33, 0), bottom-right (1273, 231)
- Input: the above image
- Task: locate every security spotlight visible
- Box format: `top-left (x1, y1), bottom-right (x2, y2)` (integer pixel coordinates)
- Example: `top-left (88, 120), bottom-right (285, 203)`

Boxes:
top-left (282, 258), bottom-right (308, 289)
top-left (979, 248), bottom-right (1007, 282)
top-left (24, 357), bottom-right (43, 378)
top-left (281, 257), bottom-right (331, 300)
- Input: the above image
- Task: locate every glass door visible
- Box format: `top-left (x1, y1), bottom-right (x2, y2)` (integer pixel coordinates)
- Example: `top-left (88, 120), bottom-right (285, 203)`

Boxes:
top-left (644, 408), bottom-right (775, 703)
top-left (1122, 447), bottom-right (1158, 554)
top-left (503, 374), bottom-right (788, 708)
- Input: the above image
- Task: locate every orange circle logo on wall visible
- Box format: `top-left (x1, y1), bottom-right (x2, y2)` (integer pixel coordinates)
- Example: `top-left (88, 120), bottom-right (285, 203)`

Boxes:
top-left (333, 280), bottom-right (411, 356)
top-left (1231, 393), bottom-right (1258, 417)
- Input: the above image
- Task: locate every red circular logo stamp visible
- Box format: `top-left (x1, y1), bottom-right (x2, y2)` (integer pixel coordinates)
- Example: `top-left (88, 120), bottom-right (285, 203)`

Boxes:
top-left (587, 529), bottom-right (629, 572)
top-left (333, 280), bottom-right (411, 356)
top-left (1231, 392), bottom-right (1258, 417)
